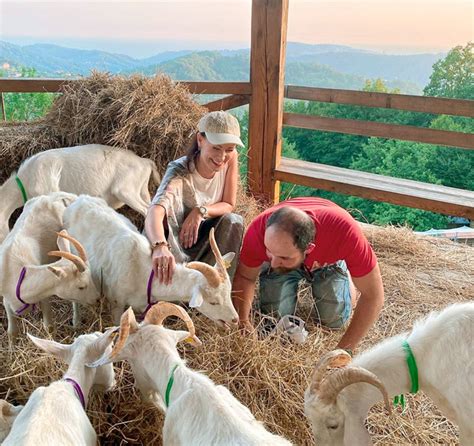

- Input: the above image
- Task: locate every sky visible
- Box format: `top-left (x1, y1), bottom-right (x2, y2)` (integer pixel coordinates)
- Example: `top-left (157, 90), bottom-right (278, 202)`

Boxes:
top-left (1, 0), bottom-right (472, 57)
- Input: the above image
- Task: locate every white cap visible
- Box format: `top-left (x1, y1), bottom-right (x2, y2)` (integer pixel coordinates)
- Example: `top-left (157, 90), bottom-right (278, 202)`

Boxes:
top-left (198, 111), bottom-right (244, 147)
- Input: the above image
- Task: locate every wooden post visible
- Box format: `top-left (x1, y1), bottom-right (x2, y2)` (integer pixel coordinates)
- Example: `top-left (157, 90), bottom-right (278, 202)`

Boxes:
top-left (248, 0), bottom-right (288, 203)
top-left (0, 93), bottom-right (6, 121)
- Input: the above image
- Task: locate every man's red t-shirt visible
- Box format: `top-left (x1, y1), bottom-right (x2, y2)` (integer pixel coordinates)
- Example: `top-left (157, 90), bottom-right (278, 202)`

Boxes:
top-left (239, 197), bottom-right (377, 278)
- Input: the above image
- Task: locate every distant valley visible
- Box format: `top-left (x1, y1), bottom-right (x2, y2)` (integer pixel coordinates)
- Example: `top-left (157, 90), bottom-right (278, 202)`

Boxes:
top-left (1, 40), bottom-right (446, 93)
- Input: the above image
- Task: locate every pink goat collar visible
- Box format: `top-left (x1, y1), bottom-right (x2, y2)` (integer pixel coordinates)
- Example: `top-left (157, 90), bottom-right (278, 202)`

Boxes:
top-left (15, 267), bottom-right (37, 315)
top-left (64, 377), bottom-right (86, 409)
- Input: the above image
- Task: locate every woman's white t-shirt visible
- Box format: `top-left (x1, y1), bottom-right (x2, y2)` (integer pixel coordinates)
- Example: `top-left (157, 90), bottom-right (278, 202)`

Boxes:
top-left (190, 163), bottom-right (229, 207)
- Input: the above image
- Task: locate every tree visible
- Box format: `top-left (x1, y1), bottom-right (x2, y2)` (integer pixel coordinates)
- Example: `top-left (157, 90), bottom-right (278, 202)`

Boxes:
top-left (2, 67), bottom-right (57, 121)
top-left (423, 42), bottom-right (473, 99)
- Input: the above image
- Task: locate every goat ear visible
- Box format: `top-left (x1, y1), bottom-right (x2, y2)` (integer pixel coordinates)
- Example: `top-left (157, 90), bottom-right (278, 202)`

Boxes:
top-left (0, 401), bottom-right (22, 419)
top-left (214, 252), bottom-right (235, 270)
top-left (56, 230), bottom-right (71, 252)
top-left (91, 327), bottom-right (117, 356)
top-left (27, 333), bottom-right (72, 361)
top-left (189, 288), bottom-right (203, 308)
top-left (170, 330), bottom-right (202, 347)
top-left (47, 265), bottom-right (66, 278)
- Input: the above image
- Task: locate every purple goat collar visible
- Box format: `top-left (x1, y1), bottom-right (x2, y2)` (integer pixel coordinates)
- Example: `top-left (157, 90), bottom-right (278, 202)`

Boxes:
top-left (64, 377), bottom-right (86, 409)
top-left (139, 270), bottom-right (158, 321)
top-left (15, 267), bottom-right (37, 315)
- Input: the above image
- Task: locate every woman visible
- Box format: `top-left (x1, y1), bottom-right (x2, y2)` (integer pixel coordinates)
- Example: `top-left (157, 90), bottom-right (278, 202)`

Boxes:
top-left (145, 111), bottom-right (245, 285)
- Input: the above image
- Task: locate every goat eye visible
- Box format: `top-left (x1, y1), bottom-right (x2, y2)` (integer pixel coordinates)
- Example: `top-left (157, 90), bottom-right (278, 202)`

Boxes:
top-left (78, 286), bottom-right (86, 290)
top-left (328, 424), bottom-right (339, 430)
top-left (209, 302), bottom-right (219, 306)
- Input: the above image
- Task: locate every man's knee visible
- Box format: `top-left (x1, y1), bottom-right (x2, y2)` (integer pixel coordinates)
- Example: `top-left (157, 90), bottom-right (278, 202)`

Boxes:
top-left (258, 266), bottom-right (301, 317)
top-left (313, 264), bottom-right (352, 329)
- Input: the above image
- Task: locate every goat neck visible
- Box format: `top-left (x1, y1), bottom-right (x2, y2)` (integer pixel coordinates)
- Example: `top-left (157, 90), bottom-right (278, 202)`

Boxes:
top-left (338, 335), bottom-right (412, 418)
top-left (6, 265), bottom-right (57, 311)
top-left (131, 327), bottom-right (190, 408)
top-left (61, 349), bottom-right (97, 408)
top-left (150, 265), bottom-right (205, 299)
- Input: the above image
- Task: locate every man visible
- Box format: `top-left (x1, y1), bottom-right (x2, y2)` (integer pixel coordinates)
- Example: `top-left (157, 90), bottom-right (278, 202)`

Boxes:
top-left (232, 197), bottom-right (384, 351)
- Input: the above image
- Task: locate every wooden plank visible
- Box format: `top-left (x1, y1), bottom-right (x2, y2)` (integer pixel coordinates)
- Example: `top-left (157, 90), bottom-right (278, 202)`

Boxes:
top-left (0, 78), bottom-right (251, 95)
top-left (248, 0), bottom-right (288, 202)
top-left (180, 81), bottom-right (251, 95)
top-left (203, 94), bottom-right (250, 112)
top-left (286, 86), bottom-right (474, 118)
top-left (284, 112), bottom-right (474, 150)
top-left (275, 157), bottom-right (474, 219)
top-left (0, 78), bottom-right (71, 93)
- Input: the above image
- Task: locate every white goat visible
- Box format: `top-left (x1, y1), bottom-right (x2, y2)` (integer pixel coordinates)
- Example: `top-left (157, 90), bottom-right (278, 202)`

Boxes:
top-left (0, 193), bottom-right (99, 339)
top-left (63, 195), bottom-right (239, 327)
top-left (304, 302), bottom-right (474, 446)
top-left (3, 330), bottom-right (116, 446)
top-left (89, 304), bottom-right (293, 446)
top-left (0, 144), bottom-right (160, 243)
top-left (0, 400), bottom-right (23, 442)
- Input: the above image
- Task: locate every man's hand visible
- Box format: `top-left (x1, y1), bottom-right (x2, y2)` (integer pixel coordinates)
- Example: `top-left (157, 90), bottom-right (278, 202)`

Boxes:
top-left (238, 319), bottom-right (254, 334)
top-left (179, 208), bottom-right (204, 249)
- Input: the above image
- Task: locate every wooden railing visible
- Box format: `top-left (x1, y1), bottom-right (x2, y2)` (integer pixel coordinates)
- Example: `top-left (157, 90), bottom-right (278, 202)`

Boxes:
top-left (0, 79), bottom-right (251, 117)
top-left (279, 85), bottom-right (474, 219)
top-left (1, 77), bottom-right (473, 219)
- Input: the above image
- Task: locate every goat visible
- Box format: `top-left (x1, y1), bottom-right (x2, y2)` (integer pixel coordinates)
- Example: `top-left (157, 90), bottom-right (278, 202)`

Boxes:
top-left (0, 193), bottom-right (99, 340)
top-left (3, 330), bottom-right (116, 446)
top-left (63, 195), bottom-right (239, 327)
top-left (89, 303), bottom-right (293, 446)
top-left (304, 302), bottom-right (474, 445)
top-left (0, 144), bottom-right (160, 242)
top-left (0, 400), bottom-right (23, 442)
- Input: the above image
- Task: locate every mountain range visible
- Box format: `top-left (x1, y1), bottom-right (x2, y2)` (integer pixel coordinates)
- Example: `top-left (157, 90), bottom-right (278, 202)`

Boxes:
top-left (1, 40), bottom-right (445, 93)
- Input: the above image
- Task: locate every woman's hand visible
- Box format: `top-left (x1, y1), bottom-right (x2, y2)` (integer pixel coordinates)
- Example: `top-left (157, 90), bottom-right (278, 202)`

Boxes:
top-left (152, 245), bottom-right (176, 285)
top-left (179, 208), bottom-right (204, 249)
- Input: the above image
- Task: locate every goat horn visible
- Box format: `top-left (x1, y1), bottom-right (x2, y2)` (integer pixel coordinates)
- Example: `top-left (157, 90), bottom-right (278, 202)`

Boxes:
top-left (318, 366), bottom-right (392, 413)
top-left (56, 231), bottom-right (87, 262)
top-left (145, 302), bottom-right (197, 340)
top-left (309, 349), bottom-right (352, 394)
top-left (48, 250), bottom-right (86, 273)
top-left (209, 228), bottom-right (226, 281)
top-left (111, 307), bottom-right (138, 358)
top-left (186, 261), bottom-right (221, 288)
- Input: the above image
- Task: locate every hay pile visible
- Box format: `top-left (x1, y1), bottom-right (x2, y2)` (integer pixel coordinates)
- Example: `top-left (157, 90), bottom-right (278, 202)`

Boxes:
top-left (1, 221), bottom-right (472, 445)
top-left (1, 72), bottom-right (472, 444)
top-left (0, 72), bottom-right (206, 185)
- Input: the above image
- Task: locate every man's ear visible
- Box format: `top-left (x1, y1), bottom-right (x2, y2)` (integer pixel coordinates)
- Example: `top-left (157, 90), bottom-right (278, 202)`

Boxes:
top-left (27, 333), bottom-right (72, 362)
top-left (305, 243), bottom-right (316, 256)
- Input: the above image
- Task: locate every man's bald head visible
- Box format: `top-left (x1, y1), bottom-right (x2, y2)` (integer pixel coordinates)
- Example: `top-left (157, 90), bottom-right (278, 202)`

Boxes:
top-left (266, 206), bottom-right (315, 252)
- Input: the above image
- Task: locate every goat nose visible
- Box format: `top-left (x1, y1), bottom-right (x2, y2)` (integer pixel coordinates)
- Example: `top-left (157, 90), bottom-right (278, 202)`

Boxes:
top-left (231, 318), bottom-right (238, 324)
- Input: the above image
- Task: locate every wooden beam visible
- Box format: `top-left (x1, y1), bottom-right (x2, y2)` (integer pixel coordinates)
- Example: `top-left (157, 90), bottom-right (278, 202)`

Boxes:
top-left (180, 82), bottom-right (251, 95)
top-left (0, 78), bottom-right (71, 93)
top-left (275, 157), bottom-right (474, 219)
top-left (286, 86), bottom-right (474, 118)
top-left (203, 94), bottom-right (250, 112)
top-left (248, 0), bottom-right (289, 202)
top-left (0, 78), bottom-right (251, 95)
top-left (284, 112), bottom-right (474, 150)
